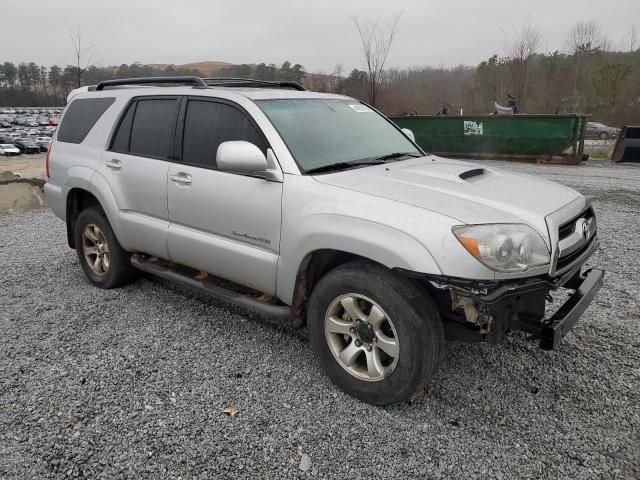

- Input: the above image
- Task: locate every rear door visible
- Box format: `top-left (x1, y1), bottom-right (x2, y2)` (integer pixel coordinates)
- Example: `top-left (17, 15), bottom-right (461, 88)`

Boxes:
top-left (166, 97), bottom-right (282, 295)
top-left (101, 96), bottom-right (180, 258)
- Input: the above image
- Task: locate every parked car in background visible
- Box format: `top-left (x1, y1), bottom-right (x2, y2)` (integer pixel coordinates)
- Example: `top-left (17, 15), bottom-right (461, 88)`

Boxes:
top-left (14, 138), bottom-right (40, 154)
top-left (35, 137), bottom-right (52, 152)
top-left (586, 122), bottom-right (620, 140)
top-left (0, 144), bottom-right (21, 156)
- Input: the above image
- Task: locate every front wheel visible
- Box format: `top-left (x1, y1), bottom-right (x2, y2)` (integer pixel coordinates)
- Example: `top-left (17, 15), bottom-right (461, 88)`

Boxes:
top-left (74, 206), bottom-right (139, 289)
top-left (599, 131), bottom-right (609, 140)
top-left (308, 260), bottom-right (444, 405)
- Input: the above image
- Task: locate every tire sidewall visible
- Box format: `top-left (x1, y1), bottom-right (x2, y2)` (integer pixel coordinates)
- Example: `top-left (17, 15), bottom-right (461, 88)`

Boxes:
top-left (308, 263), bottom-right (442, 405)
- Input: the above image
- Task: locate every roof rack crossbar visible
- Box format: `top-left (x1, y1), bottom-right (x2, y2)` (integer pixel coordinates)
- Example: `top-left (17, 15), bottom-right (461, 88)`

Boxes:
top-left (202, 77), bottom-right (306, 91)
top-left (95, 76), bottom-right (207, 91)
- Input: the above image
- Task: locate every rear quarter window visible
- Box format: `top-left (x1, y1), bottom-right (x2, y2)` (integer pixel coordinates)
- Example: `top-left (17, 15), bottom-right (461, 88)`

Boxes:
top-left (57, 97), bottom-right (115, 144)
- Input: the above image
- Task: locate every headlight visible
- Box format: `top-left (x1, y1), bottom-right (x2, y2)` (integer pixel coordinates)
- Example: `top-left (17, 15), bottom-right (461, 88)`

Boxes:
top-left (452, 224), bottom-right (550, 272)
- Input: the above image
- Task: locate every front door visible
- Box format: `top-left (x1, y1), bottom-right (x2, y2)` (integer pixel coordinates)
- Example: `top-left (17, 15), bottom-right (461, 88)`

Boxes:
top-left (166, 97), bottom-right (282, 295)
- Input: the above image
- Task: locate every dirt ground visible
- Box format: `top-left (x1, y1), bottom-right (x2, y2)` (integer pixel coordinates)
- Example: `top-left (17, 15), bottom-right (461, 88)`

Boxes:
top-left (0, 154), bottom-right (46, 213)
top-left (0, 153), bottom-right (45, 179)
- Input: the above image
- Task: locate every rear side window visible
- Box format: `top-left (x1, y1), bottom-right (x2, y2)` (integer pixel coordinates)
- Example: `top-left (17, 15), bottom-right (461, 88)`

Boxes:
top-left (110, 97), bottom-right (178, 159)
top-left (57, 97), bottom-right (115, 144)
top-left (182, 100), bottom-right (266, 169)
top-left (110, 102), bottom-right (136, 152)
top-left (129, 98), bottom-right (178, 159)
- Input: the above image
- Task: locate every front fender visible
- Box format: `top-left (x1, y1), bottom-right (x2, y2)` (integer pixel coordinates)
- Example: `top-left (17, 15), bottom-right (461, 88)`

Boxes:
top-left (276, 214), bottom-right (442, 304)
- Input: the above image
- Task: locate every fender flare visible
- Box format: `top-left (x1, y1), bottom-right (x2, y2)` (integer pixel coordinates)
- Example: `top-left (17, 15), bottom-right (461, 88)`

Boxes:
top-left (89, 170), bottom-right (128, 248)
top-left (277, 214), bottom-right (442, 303)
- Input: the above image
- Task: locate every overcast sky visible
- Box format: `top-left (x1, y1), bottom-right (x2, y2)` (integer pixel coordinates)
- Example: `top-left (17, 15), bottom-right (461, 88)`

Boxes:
top-left (4, 0), bottom-right (639, 72)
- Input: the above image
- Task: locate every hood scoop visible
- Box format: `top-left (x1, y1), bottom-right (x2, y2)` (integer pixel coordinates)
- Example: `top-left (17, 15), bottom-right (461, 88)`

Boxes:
top-left (459, 168), bottom-right (486, 181)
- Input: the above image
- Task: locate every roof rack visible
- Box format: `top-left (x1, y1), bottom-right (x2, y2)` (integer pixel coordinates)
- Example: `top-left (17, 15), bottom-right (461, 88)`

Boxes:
top-left (202, 77), bottom-right (306, 91)
top-left (93, 76), bottom-right (306, 92)
top-left (95, 76), bottom-right (207, 91)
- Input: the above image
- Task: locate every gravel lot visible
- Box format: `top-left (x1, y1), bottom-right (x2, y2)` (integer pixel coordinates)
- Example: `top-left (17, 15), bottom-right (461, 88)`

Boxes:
top-left (1, 160), bottom-right (639, 479)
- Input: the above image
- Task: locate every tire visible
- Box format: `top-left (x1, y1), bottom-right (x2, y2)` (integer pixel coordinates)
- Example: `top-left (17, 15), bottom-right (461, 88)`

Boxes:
top-left (599, 132), bottom-right (609, 140)
top-left (74, 205), bottom-right (139, 289)
top-left (308, 260), bottom-right (444, 405)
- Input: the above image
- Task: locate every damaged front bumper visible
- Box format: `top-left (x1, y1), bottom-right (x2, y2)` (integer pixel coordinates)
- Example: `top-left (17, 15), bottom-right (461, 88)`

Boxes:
top-left (537, 268), bottom-right (604, 349)
top-left (399, 265), bottom-right (605, 350)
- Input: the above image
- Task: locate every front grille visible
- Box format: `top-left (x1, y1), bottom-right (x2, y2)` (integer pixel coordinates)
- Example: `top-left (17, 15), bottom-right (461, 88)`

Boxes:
top-left (558, 206), bottom-right (594, 241)
top-left (556, 235), bottom-right (595, 271)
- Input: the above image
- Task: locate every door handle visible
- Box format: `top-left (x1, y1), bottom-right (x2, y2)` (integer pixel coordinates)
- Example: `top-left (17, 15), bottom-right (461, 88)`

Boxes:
top-left (169, 173), bottom-right (192, 185)
top-left (105, 159), bottom-right (122, 170)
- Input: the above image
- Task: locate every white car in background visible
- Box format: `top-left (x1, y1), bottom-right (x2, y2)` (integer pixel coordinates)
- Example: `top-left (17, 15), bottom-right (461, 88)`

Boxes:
top-left (0, 144), bottom-right (21, 156)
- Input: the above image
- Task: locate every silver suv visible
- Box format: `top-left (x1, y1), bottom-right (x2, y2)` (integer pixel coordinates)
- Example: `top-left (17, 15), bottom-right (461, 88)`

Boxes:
top-left (45, 76), bottom-right (603, 405)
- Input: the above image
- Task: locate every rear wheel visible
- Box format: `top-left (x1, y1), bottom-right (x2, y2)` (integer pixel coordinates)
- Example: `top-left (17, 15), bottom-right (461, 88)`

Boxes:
top-left (74, 206), bottom-right (139, 288)
top-left (308, 260), bottom-right (444, 405)
top-left (599, 131), bottom-right (609, 140)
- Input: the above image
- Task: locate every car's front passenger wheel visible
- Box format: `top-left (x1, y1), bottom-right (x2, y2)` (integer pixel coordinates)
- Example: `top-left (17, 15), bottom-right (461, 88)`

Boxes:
top-left (74, 206), bottom-right (138, 288)
top-left (308, 260), bottom-right (444, 405)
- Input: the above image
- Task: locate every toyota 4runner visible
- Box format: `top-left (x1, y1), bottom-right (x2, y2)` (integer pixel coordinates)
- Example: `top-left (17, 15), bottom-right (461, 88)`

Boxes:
top-left (45, 76), bottom-right (603, 405)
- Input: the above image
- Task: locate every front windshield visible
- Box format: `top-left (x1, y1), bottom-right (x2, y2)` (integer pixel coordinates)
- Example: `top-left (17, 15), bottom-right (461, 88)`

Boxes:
top-left (257, 99), bottom-right (420, 172)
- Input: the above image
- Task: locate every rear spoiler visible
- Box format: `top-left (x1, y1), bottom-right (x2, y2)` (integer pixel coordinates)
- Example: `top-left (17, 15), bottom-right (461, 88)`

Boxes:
top-left (66, 85), bottom-right (97, 104)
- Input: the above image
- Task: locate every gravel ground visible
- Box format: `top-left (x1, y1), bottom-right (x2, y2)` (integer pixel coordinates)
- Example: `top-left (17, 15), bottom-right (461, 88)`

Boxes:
top-left (1, 160), bottom-right (639, 479)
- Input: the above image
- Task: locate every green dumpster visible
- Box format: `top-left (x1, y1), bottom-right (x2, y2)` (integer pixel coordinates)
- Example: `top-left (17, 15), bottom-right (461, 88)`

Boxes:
top-left (390, 114), bottom-right (589, 164)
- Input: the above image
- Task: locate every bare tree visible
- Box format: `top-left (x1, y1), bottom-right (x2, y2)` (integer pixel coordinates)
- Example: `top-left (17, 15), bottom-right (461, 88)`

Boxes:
top-left (70, 27), bottom-right (96, 88)
top-left (565, 21), bottom-right (609, 109)
top-left (502, 20), bottom-right (542, 107)
top-left (622, 24), bottom-right (638, 52)
top-left (331, 63), bottom-right (344, 93)
top-left (351, 14), bottom-right (401, 106)
top-left (566, 21), bottom-right (608, 54)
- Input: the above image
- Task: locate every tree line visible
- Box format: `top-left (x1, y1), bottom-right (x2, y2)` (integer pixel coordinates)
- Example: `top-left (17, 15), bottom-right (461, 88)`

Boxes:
top-left (216, 61), bottom-right (305, 82)
top-left (327, 20), bottom-right (640, 126)
top-left (0, 60), bottom-right (307, 106)
top-left (0, 62), bottom-right (203, 106)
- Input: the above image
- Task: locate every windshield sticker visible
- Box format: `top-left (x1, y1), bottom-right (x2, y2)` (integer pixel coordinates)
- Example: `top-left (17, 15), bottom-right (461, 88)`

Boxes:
top-left (349, 104), bottom-right (373, 113)
top-left (463, 120), bottom-right (484, 136)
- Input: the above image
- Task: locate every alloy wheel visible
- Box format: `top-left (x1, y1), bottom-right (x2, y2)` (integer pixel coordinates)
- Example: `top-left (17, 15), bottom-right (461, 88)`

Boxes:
top-left (324, 293), bottom-right (399, 382)
top-left (82, 224), bottom-right (110, 276)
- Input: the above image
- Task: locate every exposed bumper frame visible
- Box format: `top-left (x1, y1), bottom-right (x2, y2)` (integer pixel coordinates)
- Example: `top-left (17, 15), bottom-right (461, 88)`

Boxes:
top-left (538, 268), bottom-right (604, 350)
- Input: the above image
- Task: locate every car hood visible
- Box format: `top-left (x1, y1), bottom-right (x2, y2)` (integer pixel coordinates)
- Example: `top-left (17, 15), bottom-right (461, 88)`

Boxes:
top-left (312, 156), bottom-right (582, 238)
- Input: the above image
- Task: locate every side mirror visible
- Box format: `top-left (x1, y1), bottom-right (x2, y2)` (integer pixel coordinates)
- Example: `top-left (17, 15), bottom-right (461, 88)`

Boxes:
top-left (401, 128), bottom-right (416, 142)
top-left (216, 141), bottom-right (268, 176)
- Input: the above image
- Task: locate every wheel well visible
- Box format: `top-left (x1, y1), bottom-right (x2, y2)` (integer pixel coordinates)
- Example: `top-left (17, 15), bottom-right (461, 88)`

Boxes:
top-left (290, 249), bottom-right (366, 328)
top-left (66, 188), bottom-right (101, 248)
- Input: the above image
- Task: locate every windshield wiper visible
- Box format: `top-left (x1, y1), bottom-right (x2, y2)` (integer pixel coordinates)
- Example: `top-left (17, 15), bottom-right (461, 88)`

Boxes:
top-left (305, 152), bottom-right (421, 175)
top-left (374, 152), bottom-right (422, 161)
top-left (305, 160), bottom-right (386, 175)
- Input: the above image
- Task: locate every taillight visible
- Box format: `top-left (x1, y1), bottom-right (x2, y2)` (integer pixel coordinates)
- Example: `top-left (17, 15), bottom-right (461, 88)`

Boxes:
top-left (45, 143), bottom-right (52, 178)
